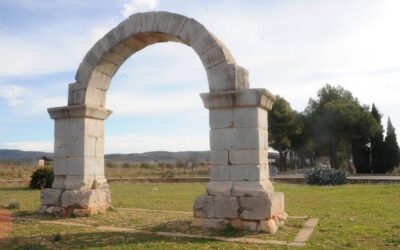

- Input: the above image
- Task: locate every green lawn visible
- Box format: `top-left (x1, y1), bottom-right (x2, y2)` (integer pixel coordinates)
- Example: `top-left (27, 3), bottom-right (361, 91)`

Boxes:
top-left (0, 183), bottom-right (399, 249)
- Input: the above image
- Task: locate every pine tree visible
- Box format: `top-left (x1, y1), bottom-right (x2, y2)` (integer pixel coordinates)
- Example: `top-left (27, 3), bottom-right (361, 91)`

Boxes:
top-left (383, 118), bottom-right (400, 173)
top-left (370, 104), bottom-right (385, 173)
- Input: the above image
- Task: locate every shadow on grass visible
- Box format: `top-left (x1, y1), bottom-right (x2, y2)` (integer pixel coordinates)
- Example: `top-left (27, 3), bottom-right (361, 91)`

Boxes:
top-left (0, 231), bottom-right (224, 250)
top-left (149, 220), bottom-right (251, 238)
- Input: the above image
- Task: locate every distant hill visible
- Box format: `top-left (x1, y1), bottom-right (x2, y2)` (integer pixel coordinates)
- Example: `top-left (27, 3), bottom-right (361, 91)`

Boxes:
top-left (106, 151), bottom-right (210, 163)
top-left (0, 149), bottom-right (52, 162)
top-left (0, 149), bottom-right (279, 164)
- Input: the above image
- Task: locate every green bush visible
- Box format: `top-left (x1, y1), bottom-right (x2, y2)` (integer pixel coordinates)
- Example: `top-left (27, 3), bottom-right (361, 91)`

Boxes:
top-left (305, 166), bottom-right (347, 185)
top-left (4, 201), bottom-right (20, 210)
top-left (29, 166), bottom-right (54, 189)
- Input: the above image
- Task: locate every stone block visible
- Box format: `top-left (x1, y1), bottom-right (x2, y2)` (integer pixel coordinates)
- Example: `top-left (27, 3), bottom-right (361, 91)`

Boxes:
top-left (165, 13), bottom-right (187, 37)
top-left (199, 45), bottom-right (235, 69)
top-left (102, 51), bottom-right (126, 68)
top-left (233, 107), bottom-right (267, 129)
top-left (260, 218), bottom-right (278, 234)
top-left (210, 128), bottom-right (267, 151)
top-left (54, 137), bottom-right (67, 157)
top-left (64, 175), bottom-right (107, 190)
top-left (87, 70), bottom-right (112, 91)
top-left (192, 218), bottom-right (230, 230)
top-left (214, 196), bottom-right (239, 219)
top-left (232, 180), bottom-right (274, 197)
top-left (206, 181), bottom-right (232, 196)
top-left (200, 89), bottom-right (275, 111)
top-left (85, 86), bottom-right (107, 107)
top-left (54, 157), bottom-right (68, 175)
top-left (209, 128), bottom-right (233, 151)
top-left (191, 30), bottom-right (219, 54)
top-left (206, 63), bottom-right (249, 92)
top-left (209, 150), bottom-right (228, 165)
top-left (52, 175), bottom-right (66, 189)
top-left (210, 165), bottom-right (230, 181)
top-left (209, 109), bottom-right (233, 129)
top-left (61, 188), bottom-right (110, 209)
top-left (242, 220), bottom-right (259, 231)
top-left (119, 14), bottom-right (141, 39)
top-left (110, 42), bottom-right (133, 58)
top-left (75, 62), bottom-right (93, 87)
top-left (232, 128), bottom-right (267, 150)
top-left (140, 12), bottom-right (156, 32)
top-left (229, 149), bottom-right (268, 165)
top-left (193, 195), bottom-right (214, 218)
top-left (95, 58), bottom-right (118, 77)
top-left (239, 196), bottom-right (271, 220)
top-left (67, 157), bottom-right (104, 175)
top-left (45, 206), bottom-right (66, 216)
top-left (95, 137), bottom-right (104, 157)
top-left (85, 118), bottom-right (104, 138)
top-left (178, 18), bottom-right (205, 45)
top-left (41, 188), bottom-right (62, 206)
top-left (230, 165), bottom-right (267, 181)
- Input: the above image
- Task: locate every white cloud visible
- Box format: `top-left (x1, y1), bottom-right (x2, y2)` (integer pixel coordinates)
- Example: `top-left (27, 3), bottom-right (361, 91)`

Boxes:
top-left (121, 0), bottom-right (158, 18)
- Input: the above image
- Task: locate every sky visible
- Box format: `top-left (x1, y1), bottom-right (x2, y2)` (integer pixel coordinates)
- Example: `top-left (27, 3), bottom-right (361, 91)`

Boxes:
top-left (0, 0), bottom-right (399, 154)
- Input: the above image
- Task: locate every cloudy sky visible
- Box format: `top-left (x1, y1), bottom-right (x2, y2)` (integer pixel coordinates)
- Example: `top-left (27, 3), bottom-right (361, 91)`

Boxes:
top-left (0, 0), bottom-right (399, 153)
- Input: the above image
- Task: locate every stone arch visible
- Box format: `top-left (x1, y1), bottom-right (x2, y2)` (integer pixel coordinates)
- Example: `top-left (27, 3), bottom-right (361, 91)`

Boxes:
top-left (41, 11), bottom-right (286, 233)
top-left (69, 11), bottom-right (249, 108)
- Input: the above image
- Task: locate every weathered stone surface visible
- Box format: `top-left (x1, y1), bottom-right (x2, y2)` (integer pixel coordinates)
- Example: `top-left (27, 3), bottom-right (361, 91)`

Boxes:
top-left (41, 189), bottom-right (62, 206)
top-left (61, 188), bottom-right (111, 209)
top-left (239, 196), bottom-right (271, 220)
top-left (206, 181), bottom-right (232, 196)
top-left (214, 196), bottom-right (239, 219)
top-left (53, 157), bottom-right (68, 175)
top-left (233, 107), bottom-right (267, 129)
top-left (52, 176), bottom-right (66, 189)
top-left (210, 165), bottom-right (230, 181)
top-left (64, 175), bottom-right (108, 190)
top-left (230, 165), bottom-right (267, 181)
top-left (210, 128), bottom-right (267, 151)
top-left (139, 12), bottom-right (156, 32)
top-left (193, 195), bottom-right (214, 218)
top-left (229, 149), bottom-right (268, 165)
top-left (45, 206), bottom-right (66, 216)
top-left (200, 89), bottom-right (276, 110)
top-left (260, 218), bottom-right (278, 234)
top-left (209, 150), bottom-right (228, 165)
top-left (206, 63), bottom-right (249, 92)
top-left (232, 180), bottom-right (274, 197)
top-left (209, 109), bottom-right (233, 129)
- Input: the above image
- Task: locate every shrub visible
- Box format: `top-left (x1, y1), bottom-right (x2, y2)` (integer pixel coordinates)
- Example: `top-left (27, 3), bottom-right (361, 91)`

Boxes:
top-left (305, 166), bottom-right (347, 185)
top-left (29, 166), bottom-right (54, 189)
top-left (161, 171), bottom-right (175, 179)
top-left (4, 201), bottom-right (20, 210)
top-left (391, 166), bottom-right (400, 176)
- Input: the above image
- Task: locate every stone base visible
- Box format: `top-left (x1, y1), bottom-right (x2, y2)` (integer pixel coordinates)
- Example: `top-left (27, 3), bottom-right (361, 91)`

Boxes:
top-left (193, 191), bottom-right (286, 233)
top-left (39, 187), bottom-right (111, 216)
top-left (192, 213), bottom-right (287, 233)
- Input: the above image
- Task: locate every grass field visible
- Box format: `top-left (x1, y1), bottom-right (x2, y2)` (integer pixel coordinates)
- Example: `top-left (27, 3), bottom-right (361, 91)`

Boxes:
top-left (0, 183), bottom-right (399, 249)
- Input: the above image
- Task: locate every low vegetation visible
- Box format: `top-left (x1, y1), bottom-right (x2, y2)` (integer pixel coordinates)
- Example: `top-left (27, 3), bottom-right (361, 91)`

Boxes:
top-left (29, 167), bottom-right (54, 189)
top-left (0, 183), bottom-right (399, 249)
top-left (305, 166), bottom-right (347, 185)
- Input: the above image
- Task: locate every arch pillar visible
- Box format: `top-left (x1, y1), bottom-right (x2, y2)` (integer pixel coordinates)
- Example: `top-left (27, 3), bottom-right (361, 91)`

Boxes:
top-left (193, 89), bottom-right (286, 232)
top-left (40, 105), bottom-right (112, 216)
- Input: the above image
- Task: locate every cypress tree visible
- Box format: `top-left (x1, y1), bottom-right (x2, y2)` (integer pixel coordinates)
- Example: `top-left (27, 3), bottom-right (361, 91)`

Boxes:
top-left (370, 104), bottom-right (385, 173)
top-left (383, 118), bottom-right (400, 173)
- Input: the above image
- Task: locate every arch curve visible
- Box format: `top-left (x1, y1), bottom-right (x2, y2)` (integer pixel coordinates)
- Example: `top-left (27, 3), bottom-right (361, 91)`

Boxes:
top-left (69, 11), bottom-right (249, 108)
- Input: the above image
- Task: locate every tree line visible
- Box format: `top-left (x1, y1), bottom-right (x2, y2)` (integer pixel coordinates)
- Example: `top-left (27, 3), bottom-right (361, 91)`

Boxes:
top-left (268, 84), bottom-right (400, 174)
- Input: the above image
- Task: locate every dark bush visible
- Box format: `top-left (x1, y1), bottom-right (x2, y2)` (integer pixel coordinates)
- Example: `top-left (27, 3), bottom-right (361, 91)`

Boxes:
top-left (305, 167), bottom-right (347, 185)
top-left (29, 166), bottom-right (54, 189)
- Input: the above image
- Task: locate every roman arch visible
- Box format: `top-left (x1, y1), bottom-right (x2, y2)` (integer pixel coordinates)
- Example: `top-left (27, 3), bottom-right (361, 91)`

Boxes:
top-left (40, 11), bottom-right (286, 232)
